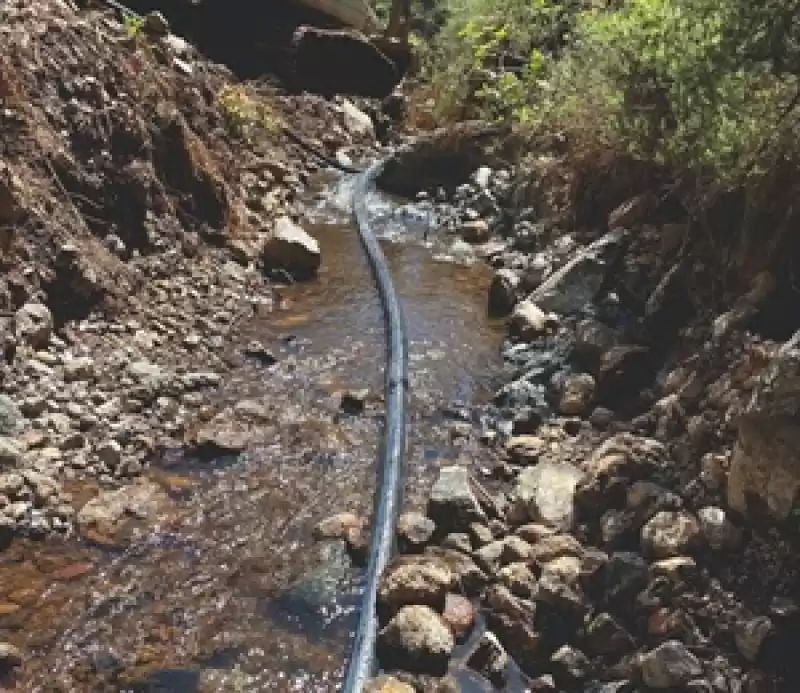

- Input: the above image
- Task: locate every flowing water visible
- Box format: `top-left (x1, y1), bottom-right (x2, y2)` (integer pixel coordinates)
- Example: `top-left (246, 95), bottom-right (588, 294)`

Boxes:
top-left (6, 175), bottom-right (509, 692)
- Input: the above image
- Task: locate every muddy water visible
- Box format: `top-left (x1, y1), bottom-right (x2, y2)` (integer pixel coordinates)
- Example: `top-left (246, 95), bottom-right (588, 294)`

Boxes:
top-left (8, 179), bottom-right (507, 692)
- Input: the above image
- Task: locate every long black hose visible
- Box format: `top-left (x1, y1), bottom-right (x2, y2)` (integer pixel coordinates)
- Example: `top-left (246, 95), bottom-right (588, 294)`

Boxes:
top-left (341, 161), bottom-right (409, 692)
top-left (95, 2), bottom-right (410, 688)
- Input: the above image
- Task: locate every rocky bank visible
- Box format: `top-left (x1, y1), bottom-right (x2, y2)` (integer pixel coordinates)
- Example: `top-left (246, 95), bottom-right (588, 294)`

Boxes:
top-left (340, 138), bottom-right (800, 691)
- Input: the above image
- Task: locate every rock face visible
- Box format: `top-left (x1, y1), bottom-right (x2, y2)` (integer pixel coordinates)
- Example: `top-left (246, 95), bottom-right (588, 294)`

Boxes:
top-left (377, 605), bottom-right (455, 675)
top-left (261, 216), bottom-right (321, 280)
top-left (728, 331), bottom-right (800, 520)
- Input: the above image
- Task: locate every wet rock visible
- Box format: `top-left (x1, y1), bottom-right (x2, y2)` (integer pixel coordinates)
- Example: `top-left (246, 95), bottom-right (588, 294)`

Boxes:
top-left (397, 512), bottom-right (436, 553)
top-left (599, 552), bottom-right (649, 606)
top-left (508, 300), bottom-right (549, 340)
top-left (0, 396), bottom-right (22, 436)
top-left (377, 605), bottom-right (454, 676)
top-left (735, 616), bottom-right (774, 662)
top-left (442, 592), bottom-right (476, 640)
top-left (558, 373), bottom-right (596, 416)
top-left (313, 512), bottom-right (364, 541)
top-left (637, 640), bottom-right (703, 688)
top-left (467, 631), bottom-right (509, 686)
top-left (728, 330), bottom-right (800, 520)
top-left (377, 557), bottom-right (452, 614)
top-left (640, 511), bottom-right (703, 558)
top-left (427, 466), bottom-right (486, 532)
top-left (488, 269), bottom-right (521, 317)
top-left (508, 462), bottom-right (582, 530)
top-left (365, 675), bottom-right (416, 693)
top-left (15, 302), bottom-right (53, 349)
top-left (697, 506), bottom-right (740, 551)
top-left (261, 216), bottom-right (321, 281)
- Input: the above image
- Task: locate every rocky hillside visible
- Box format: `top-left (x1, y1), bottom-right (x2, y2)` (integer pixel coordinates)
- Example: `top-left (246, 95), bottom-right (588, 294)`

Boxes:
top-left (0, 0), bottom-right (379, 539)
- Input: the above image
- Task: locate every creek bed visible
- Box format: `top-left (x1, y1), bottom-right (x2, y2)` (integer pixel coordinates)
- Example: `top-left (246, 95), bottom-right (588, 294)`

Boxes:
top-left (7, 178), bottom-right (508, 692)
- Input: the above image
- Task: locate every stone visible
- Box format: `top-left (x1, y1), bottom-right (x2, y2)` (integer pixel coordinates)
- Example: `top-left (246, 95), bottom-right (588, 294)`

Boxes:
top-left (442, 592), bottom-right (476, 640)
top-left (467, 631), bottom-right (509, 686)
top-left (640, 511), bottom-right (703, 558)
top-left (377, 557), bottom-right (452, 614)
top-left (95, 441), bottom-right (123, 468)
top-left (508, 300), bottom-right (549, 340)
top-left (551, 645), bottom-right (591, 686)
top-left (313, 512), bottom-right (364, 541)
top-left (651, 556), bottom-right (697, 582)
top-left (529, 230), bottom-right (626, 315)
top-left (262, 216), bottom-right (321, 281)
top-left (727, 331), bottom-right (800, 520)
top-left (459, 219), bottom-right (490, 244)
top-left (0, 641), bottom-right (23, 668)
top-left (364, 676), bottom-right (415, 693)
top-left (441, 533), bottom-right (472, 553)
top-left (528, 533), bottom-right (584, 566)
top-left (558, 373), bottom-right (596, 416)
top-left (575, 434), bottom-right (664, 518)
top-left (0, 396), bottom-right (21, 437)
top-left (76, 478), bottom-right (168, 538)
top-left (499, 562), bottom-right (537, 598)
top-left (488, 269), bottom-right (521, 317)
top-left (608, 194), bottom-right (652, 229)
top-left (142, 10), bottom-right (170, 36)
top-left (574, 319), bottom-right (618, 370)
top-left (509, 462), bottom-right (582, 530)
top-left (341, 99), bottom-right (375, 139)
top-left (424, 547), bottom-right (488, 597)
top-left (505, 435), bottom-right (545, 463)
top-left (15, 303), bottom-right (53, 349)
top-left (0, 437), bottom-right (22, 469)
top-left (63, 356), bottom-right (95, 382)
top-left (697, 506), bottom-right (741, 551)
top-left (584, 612), bottom-right (635, 657)
top-left (377, 605), bottom-right (454, 676)
top-left (427, 466), bottom-right (486, 532)
top-left (735, 616), bottom-right (774, 662)
top-left (638, 640), bottom-right (703, 688)
top-left (397, 512), bottom-right (436, 552)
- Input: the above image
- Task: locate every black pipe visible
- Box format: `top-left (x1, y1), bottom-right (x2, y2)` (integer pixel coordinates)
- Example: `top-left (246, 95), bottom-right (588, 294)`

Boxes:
top-left (341, 160), bottom-right (409, 692)
top-left (94, 3), bottom-right (410, 687)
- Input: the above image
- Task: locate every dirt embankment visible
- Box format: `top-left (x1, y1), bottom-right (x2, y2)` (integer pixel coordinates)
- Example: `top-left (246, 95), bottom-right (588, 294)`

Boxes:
top-left (0, 0), bottom-right (379, 542)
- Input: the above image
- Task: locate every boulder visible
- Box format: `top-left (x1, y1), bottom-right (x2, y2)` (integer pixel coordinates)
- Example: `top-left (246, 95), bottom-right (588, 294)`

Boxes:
top-left (508, 462), bottom-right (582, 530)
top-left (377, 556), bottom-right (452, 614)
top-left (637, 640), bottom-right (703, 688)
top-left (640, 511), bottom-right (703, 559)
top-left (261, 216), bottom-right (321, 281)
top-left (427, 466), bottom-right (486, 532)
top-left (528, 230), bottom-right (626, 315)
top-left (377, 605), bottom-right (454, 675)
top-left (728, 331), bottom-right (800, 520)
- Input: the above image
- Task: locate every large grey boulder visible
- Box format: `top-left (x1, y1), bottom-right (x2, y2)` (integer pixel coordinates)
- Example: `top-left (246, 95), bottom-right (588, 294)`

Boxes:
top-left (728, 331), bottom-right (800, 520)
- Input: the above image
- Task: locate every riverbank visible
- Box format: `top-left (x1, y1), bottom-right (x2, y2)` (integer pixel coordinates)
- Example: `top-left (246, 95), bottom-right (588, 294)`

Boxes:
top-left (360, 132), bottom-right (800, 692)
